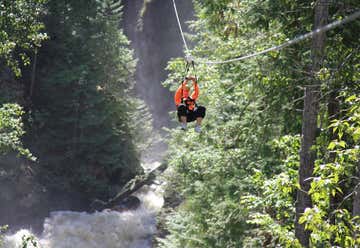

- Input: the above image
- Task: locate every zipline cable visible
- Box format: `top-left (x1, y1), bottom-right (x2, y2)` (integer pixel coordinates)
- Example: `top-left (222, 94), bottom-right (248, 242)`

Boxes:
top-left (172, 0), bottom-right (190, 54)
top-left (202, 10), bottom-right (360, 65)
top-left (171, 0), bottom-right (360, 65)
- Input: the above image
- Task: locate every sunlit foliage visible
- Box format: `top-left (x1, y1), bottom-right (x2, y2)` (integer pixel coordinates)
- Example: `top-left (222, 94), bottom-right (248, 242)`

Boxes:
top-left (160, 0), bottom-right (360, 247)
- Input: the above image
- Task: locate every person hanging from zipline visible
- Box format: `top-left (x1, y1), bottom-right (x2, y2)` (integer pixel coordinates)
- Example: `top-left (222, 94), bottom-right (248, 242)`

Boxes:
top-left (174, 75), bottom-right (206, 133)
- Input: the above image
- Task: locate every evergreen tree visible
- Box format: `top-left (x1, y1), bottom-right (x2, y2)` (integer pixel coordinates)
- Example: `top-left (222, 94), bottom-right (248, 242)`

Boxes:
top-left (28, 0), bottom-right (142, 199)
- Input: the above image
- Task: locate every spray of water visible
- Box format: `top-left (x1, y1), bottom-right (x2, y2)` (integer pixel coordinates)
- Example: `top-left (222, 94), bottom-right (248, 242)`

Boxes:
top-left (3, 186), bottom-right (164, 248)
top-left (3, 160), bottom-right (165, 248)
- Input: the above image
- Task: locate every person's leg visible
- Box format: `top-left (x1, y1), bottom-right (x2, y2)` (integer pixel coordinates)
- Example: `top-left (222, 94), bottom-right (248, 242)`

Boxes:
top-left (194, 106), bottom-right (206, 132)
top-left (180, 116), bottom-right (187, 124)
top-left (177, 104), bottom-right (187, 129)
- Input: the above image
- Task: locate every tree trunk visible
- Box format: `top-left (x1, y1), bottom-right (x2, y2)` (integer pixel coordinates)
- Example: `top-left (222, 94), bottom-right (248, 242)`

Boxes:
top-left (29, 48), bottom-right (38, 99)
top-left (295, 1), bottom-right (329, 247)
top-left (90, 163), bottom-right (167, 212)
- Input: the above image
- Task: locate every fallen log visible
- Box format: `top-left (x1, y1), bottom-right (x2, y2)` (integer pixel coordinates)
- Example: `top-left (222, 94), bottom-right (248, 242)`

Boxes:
top-left (90, 162), bottom-right (167, 212)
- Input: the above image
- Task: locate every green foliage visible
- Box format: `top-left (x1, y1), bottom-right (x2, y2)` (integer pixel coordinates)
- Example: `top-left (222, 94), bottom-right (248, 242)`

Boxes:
top-left (0, 0), bottom-right (44, 162)
top-left (0, 0), bottom-right (44, 163)
top-left (0, 0), bottom-right (47, 76)
top-left (21, 233), bottom-right (39, 248)
top-left (97, 0), bottom-right (122, 20)
top-left (161, 0), bottom-right (309, 245)
top-left (0, 104), bottom-right (34, 160)
top-left (27, 0), bottom-right (142, 198)
top-left (161, 0), bottom-right (360, 247)
top-left (241, 135), bottom-right (300, 247)
top-left (0, 225), bottom-right (8, 246)
top-left (298, 94), bottom-right (360, 247)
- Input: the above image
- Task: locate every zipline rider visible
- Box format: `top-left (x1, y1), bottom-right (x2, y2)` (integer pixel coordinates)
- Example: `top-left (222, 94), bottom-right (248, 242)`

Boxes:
top-left (174, 75), bottom-right (206, 133)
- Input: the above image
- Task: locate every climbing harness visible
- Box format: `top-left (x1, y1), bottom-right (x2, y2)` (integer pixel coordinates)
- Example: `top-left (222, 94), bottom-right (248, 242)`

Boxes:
top-left (171, 0), bottom-right (360, 65)
top-left (183, 59), bottom-right (197, 80)
top-left (183, 97), bottom-right (197, 111)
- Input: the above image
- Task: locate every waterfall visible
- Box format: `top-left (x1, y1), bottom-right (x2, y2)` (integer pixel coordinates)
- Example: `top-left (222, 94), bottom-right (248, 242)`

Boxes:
top-left (122, 0), bottom-right (194, 130)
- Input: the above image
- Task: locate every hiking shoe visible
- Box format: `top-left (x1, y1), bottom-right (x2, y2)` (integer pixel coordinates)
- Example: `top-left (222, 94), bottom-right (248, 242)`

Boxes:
top-left (194, 125), bottom-right (201, 133)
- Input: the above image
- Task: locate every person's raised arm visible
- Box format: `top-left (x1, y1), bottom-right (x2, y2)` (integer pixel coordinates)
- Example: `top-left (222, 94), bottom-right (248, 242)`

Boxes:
top-left (190, 78), bottom-right (199, 100)
top-left (174, 83), bottom-right (184, 106)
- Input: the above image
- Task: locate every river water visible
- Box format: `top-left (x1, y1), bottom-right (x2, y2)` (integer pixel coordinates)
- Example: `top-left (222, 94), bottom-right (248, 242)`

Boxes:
top-left (3, 163), bottom-right (165, 248)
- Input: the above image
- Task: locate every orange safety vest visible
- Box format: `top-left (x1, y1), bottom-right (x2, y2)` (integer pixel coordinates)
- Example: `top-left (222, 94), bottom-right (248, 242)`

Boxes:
top-left (174, 77), bottom-right (199, 111)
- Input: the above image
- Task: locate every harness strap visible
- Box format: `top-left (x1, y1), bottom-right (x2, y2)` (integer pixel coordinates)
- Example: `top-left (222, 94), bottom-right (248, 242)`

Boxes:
top-left (182, 97), bottom-right (197, 111)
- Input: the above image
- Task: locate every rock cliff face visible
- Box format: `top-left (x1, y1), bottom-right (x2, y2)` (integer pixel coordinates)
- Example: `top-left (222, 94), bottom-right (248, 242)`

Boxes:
top-left (122, 0), bottom-right (194, 129)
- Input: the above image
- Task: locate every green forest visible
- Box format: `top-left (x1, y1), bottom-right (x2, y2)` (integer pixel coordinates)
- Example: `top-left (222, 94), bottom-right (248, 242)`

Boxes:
top-left (0, 0), bottom-right (151, 229)
top-left (1, 0), bottom-right (360, 247)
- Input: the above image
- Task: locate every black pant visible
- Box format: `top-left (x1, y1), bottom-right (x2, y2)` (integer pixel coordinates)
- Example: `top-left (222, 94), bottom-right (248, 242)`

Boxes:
top-left (177, 104), bottom-right (206, 122)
